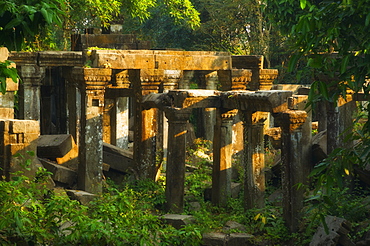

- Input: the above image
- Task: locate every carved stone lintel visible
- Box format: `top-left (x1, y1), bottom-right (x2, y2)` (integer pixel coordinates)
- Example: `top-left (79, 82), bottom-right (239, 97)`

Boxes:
top-left (72, 67), bottom-right (112, 90)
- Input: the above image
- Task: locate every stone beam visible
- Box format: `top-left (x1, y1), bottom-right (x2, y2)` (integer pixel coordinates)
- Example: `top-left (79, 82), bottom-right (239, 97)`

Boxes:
top-left (222, 90), bottom-right (292, 113)
top-left (88, 50), bottom-right (232, 70)
top-left (167, 89), bottom-right (221, 109)
top-left (9, 51), bottom-right (83, 67)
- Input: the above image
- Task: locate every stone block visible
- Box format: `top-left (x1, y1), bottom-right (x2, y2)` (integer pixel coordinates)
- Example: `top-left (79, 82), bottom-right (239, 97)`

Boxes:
top-left (37, 134), bottom-right (73, 159)
top-left (0, 108), bottom-right (14, 119)
top-left (0, 47), bottom-right (9, 61)
top-left (6, 77), bottom-right (18, 91)
top-left (103, 142), bottom-right (134, 173)
top-left (231, 182), bottom-right (242, 198)
top-left (310, 216), bottom-right (354, 246)
top-left (227, 233), bottom-right (254, 246)
top-left (39, 158), bottom-right (77, 187)
top-left (223, 221), bottom-right (246, 232)
top-left (0, 92), bottom-right (15, 108)
top-left (161, 214), bottom-right (196, 229)
top-left (66, 190), bottom-right (96, 205)
top-left (202, 232), bottom-right (227, 246)
top-left (10, 120), bottom-right (39, 134)
top-left (56, 140), bottom-right (78, 171)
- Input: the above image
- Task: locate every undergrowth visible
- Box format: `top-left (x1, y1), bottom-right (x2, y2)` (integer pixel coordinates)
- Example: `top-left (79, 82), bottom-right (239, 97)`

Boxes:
top-left (2, 136), bottom-right (370, 245)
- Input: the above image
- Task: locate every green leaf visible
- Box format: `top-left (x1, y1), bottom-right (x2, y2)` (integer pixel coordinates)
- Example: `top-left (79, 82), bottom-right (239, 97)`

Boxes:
top-left (366, 13), bottom-right (370, 26)
top-left (288, 53), bottom-right (301, 72)
top-left (318, 81), bottom-right (329, 100)
top-left (340, 55), bottom-right (350, 74)
top-left (300, 0), bottom-right (307, 9)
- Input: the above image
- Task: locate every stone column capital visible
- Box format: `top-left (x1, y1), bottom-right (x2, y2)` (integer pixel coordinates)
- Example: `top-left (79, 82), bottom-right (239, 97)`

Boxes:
top-left (277, 110), bottom-right (307, 132)
top-left (259, 69), bottom-right (278, 90)
top-left (231, 69), bottom-right (252, 90)
top-left (19, 65), bottom-right (45, 86)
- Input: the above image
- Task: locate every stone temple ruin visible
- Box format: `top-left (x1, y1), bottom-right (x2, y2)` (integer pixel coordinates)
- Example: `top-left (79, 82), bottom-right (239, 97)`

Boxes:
top-left (0, 34), bottom-right (362, 233)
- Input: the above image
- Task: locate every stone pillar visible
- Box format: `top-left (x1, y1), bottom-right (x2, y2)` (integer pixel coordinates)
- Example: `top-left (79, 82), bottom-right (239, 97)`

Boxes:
top-left (203, 71), bottom-right (218, 141)
top-left (112, 69), bottom-right (131, 149)
top-left (278, 110), bottom-right (308, 232)
top-left (65, 68), bottom-right (81, 146)
top-left (317, 101), bottom-right (327, 132)
top-left (326, 101), bottom-right (339, 154)
top-left (164, 107), bottom-right (192, 213)
top-left (73, 67), bottom-right (111, 193)
top-left (241, 111), bottom-right (267, 209)
top-left (178, 70), bottom-right (193, 89)
top-left (103, 98), bottom-right (114, 144)
top-left (132, 69), bottom-right (165, 179)
top-left (18, 65), bottom-right (45, 120)
top-left (0, 119), bottom-right (40, 180)
top-left (114, 97), bottom-right (129, 149)
top-left (212, 109), bottom-right (237, 206)
top-left (161, 70), bottom-right (181, 160)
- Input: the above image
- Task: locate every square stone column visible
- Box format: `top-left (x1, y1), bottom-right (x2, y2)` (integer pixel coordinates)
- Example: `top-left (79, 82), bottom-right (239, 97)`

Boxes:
top-left (164, 107), bottom-right (192, 213)
top-left (212, 109), bottom-right (237, 206)
top-left (72, 67), bottom-right (111, 193)
top-left (133, 69), bottom-right (167, 180)
top-left (240, 111), bottom-right (268, 209)
top-left (18, 65), bottom-right (45, 120)
top-left (276, 110), bottom-right (309, 233)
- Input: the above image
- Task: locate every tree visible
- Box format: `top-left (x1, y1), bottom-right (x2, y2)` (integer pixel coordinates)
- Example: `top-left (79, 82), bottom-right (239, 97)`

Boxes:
top-left (0, 0), bottom-right (200, 51)
top-left (265, 0), bottom-right (370, 227)
top-left (0, 0), bottom-right (65, 50)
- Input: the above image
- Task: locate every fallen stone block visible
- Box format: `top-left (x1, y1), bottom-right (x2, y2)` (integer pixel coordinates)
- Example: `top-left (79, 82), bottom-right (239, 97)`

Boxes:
top-left (228, 233), bottom-right (254, 246)
top-left (66, 190), bottom-right (96, 205)
top-left (310, 215), bottom-right (355, 246)
top-left (56, 139), bottom-right (78, 171)
top-left (231, 182), bottom-right (242, 198)
top-left (37, 134), bottom-right (74, 159)
top-left (39, 158), bottom-right (77, 188)
top-left (161, 214), bottom-right (196, 229)
top-left (223, 221), bottom-right (246, 232)
top-left (103, 142), bottom-right (134, 173)
top-left (202, 232), bottom-right (227, 246)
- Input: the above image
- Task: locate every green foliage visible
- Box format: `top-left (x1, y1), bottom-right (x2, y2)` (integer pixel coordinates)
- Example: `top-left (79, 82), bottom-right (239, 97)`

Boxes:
top-left (0, 0), bottom-right (65, 50)
top-left (0, 60), bottom-right (19, 94)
